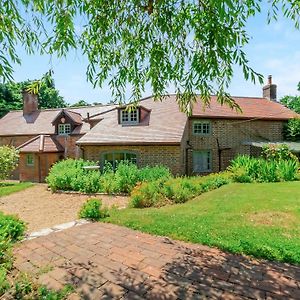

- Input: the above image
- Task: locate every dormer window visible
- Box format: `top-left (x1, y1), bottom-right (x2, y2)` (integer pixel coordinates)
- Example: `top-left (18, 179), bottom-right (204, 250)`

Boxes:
top-left (121, 109), bottom-right (139, 124)
top-left (58, 123), bottom-right (71, 135)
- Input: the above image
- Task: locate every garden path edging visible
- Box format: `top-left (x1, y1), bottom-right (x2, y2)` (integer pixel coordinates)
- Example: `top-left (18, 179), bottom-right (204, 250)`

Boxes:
top-left (24, 219), bottom-right (90, 240)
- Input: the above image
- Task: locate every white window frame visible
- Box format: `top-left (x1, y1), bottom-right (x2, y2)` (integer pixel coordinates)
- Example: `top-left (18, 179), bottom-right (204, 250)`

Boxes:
top-left (193, 150), bottom-right (212, 173)
top-left (26, 154), bottom-right (34, 166)
top-left (121, 109), bottom-right (139, 124)
top-left (193, 120), bottom-right (211, 135)
top-left (58, 123), bottom-right (71, 135)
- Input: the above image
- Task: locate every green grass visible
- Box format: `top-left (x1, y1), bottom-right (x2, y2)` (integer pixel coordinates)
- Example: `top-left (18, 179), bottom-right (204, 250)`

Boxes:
top-left (0, 182), bottom-right (33, 197)
top-left (105, 182), bottom-right (300, 264)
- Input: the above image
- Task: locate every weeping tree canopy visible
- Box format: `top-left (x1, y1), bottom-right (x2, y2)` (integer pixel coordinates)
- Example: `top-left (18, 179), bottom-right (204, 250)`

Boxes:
top-left (0, 0), bottom-right (299, 111)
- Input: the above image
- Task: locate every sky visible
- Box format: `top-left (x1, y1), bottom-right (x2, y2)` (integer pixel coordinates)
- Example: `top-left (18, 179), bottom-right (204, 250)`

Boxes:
top-left (12, 3), bottom-right (300, 105)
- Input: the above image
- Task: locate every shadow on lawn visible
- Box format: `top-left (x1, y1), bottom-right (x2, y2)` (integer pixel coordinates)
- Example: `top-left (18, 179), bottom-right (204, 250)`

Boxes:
top-left (60, 241), bottom-right (300, 299)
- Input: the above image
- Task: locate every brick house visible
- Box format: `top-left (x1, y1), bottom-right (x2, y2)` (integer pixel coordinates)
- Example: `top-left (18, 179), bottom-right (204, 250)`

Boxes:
top-left (0, 77), bottom-right (298, 182)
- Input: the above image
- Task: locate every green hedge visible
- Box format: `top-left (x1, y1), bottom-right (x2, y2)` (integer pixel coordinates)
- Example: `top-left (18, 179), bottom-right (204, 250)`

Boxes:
top-left (46, 159), bottom-right (171, 194)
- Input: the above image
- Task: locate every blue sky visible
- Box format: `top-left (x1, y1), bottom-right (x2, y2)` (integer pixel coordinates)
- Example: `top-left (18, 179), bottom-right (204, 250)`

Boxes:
top-left (12, 5), bottom-right (300, 105)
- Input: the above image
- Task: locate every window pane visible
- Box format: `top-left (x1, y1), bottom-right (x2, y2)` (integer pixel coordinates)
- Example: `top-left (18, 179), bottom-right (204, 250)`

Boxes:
top-left (103, 152), bottom-right (137, 170)
top-left (121, 109), bottom-right (138, 124)
top-left (122, 111), bottom-right (129, 122)
top-left (125, 153), bottom-right (137, 164)
top-left (193, 121), bottom-right (211, 135)
top-left (193, 151), bottom-right (211, 172)
top-left (26, 154), bottom-right (34, 166)
top-left (58, 123), bottom-right (71, 135)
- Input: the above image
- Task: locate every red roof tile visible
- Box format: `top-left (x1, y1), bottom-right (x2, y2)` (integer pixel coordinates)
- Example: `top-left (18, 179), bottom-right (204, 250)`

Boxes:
top-left (17, 135), bottom-right (64, 153)
top-left (192, 96), bottom-right (298, 120)
top-left (0, 105), bottom-right (116, 136)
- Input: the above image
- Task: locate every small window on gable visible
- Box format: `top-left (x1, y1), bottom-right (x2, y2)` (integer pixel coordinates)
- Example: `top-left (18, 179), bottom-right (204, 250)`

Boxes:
top-left (58, 123), bottom-right (71, 135)
top-left (121, 109), bottom-right (139, 124)
top-left (193, 120), bottom-right (211, 135)
top-left (26, 154), bottom-right (34, 166)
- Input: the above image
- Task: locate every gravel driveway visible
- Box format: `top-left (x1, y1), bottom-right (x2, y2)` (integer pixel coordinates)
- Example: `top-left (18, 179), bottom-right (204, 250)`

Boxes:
top-left (0, 184), bottom-right (129, 232)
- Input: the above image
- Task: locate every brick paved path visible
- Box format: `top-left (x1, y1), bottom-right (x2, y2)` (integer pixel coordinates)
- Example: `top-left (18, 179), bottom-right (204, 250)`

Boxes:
top-left (14, 223), bottom-right (300, 299)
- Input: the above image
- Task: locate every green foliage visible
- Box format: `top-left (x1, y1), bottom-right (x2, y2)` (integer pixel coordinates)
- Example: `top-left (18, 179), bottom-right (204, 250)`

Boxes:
top-left (2, 1), bottom-right (300, 108)
top-left (0, 182), bottom-right (33, 197)
top-left (130, 173), bottom-right (231, 208)
top-left (46, 159), bottom-right (101, 193)
top-left (47, 159), bottom-right (171, 194)
top-left (79, 198), bottom-right (109, 220)
top-left (106, 182), bottom-right (300, 264)
top-left (138, 165), bottom-right (172, 182)
top-left (0, 212), bottom-right (25, 296)
top-left (262, 144), bottom-right (298, 161)
top-left (0, 212), bottom-right (26, 242)
top-left (130, 181), bottom-right (167, 208)
top-left (283, 118), bottom-right (300, 141)
top-left (228, 155), bottom-right (299, 183)
top-left (0, 146), bottom-right (19, 180)
top-left (70, 100), bottom-right (91, 107)
top-left (0, 73), bottom-right (67, 118)
top-left (280, 82), bottom-right (300, 113)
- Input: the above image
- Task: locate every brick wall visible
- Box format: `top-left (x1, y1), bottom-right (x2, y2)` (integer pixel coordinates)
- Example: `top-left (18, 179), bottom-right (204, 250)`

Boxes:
top-left (56, 135), bottom-right (83, 158)
top-left (19, 152), bottom-right (61, 182)
top-left (188, 118), bottom-right (284, 174)
top-left (82, 145), bottom-right (183, 175)
top-left (0, 135), bottom-right (37, 179)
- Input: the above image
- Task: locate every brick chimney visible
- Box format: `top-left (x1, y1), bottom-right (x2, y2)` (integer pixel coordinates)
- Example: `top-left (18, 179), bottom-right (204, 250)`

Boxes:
top-left (263, 75), bottom-right (277, 101)
top-left (22, 90), bottom-right (38, 115)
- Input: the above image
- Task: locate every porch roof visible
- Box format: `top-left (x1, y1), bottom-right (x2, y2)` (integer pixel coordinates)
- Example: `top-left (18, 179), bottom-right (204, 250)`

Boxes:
top-left (17, 135), bottom-right (64, 153)
top-left (243, 141), bottom-right (300, 153)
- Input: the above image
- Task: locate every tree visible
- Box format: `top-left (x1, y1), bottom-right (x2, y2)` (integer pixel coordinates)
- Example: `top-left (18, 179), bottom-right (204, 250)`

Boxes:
top-left (280, 82), bottom-right (300, 113)
top-left (0, 74), bottom-right (67, 117)
top-left (70, 100), bottom-right (91, 107)
top-left (0, 146), bottom-right (19, 180)
top-left (1, 1), bottom-right (300, 111)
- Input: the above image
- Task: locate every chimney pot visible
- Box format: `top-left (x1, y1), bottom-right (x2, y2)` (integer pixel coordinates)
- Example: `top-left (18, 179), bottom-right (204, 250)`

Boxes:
top-left (268, 75), bottom-right (272, 85)
top-left (22, 90), bottom-right (38, 115)
top-left (263, 75), bottom-right (277, 101)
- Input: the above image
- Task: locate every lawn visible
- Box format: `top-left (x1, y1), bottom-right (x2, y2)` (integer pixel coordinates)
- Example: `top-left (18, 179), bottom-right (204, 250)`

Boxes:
top-left (0, 182), bottom-right (33, 197)
top-left (105, 182), bottom-right (300, 264)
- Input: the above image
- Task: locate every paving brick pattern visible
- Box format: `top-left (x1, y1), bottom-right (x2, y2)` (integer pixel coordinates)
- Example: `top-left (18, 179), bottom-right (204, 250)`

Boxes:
top-left (14, 223), bottom-right (300, 299)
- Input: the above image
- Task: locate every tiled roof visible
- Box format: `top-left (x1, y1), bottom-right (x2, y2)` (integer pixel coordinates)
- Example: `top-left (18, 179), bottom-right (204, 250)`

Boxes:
top-left (0, 95), bottom-right (297, 144)
top-left (77, 97), bottom-right (188, 145)
top-left (192, 95), bottom-right (298, 120)
top-left (17, 135), bottom-right (64, 153)
top-left (0, 104), bottom-right (116, 136)
top-left (77, 95), bottom-right (298, 145)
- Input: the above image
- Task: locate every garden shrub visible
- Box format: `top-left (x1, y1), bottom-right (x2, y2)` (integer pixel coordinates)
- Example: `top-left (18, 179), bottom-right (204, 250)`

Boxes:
top-left (0, 146), bottom-right (19, 180)
top-left (262, 144), bottom-right (298, 162)
top-left (130, 181), bottom-right (166, 208)
top-left (114, 162), bottom-right (140, 193)
top-left (46, 159), bottom-right (172, 195)
top-left (46, 159), bottom-right (100, 193)
top-left (276, 159), bottom-right (299, 181)
top-left (283, 118), bottom-right (300, 141)
top-left (163, 177), bottom-right (201, 203)
top-left (130, 173), bottom-right (231, 208)
top-left (79, 198), bottom-right (109, 220)
top-left (138, 165), bottom-right (171, 182)
top-left (228, 155), bottom-right (299, 183)
top-left (0, 212), bottom-right (26, 242)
